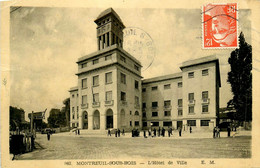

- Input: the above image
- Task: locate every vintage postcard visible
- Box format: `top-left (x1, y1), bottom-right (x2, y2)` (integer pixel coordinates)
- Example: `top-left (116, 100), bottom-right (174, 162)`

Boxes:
top-left (1, 0), bottom-right (260, 168)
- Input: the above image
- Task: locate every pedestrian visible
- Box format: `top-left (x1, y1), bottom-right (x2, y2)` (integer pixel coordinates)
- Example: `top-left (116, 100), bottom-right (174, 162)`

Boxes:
top-left (78, 129), bottom-right (80, 135)
top-left (115, 129), bottom-right (118, 137)
top-left (153, 128), bottom-right (156, 137)
top-left (213, 127), bottom-right (216, 138)
top-left (47, 131), bottom-right (51, 141)
top-left (118, 129), bottom-right (121, 137)
top-left (168, 129), bottom-right (171, 137)
top-left (162, 127), bottom-right (165, 137)
top-left (108, 129), bottom-right (111, 136)
top-left (227, 126), bottom-right (231, 137)
top-left (143, 130), bottom-right (146, 138)
top-left (178, 127), bottom-right (182, 137)
top-left (75, 129), bottom-right (77, 135)
top-left (132, 129), bottom-right (134, 137)
top-left (170, 127), bottom-right (173, 135)
top-left (148, 130), bottom-right (151, 137)
top-left (190, 126), bottom-right (192, 133)
top-left (216, 127), bottom-right (220, 138)
top-left (122, 129), bottom-right (125, 136)
top-left (158, 127), bottom-right (161, 137)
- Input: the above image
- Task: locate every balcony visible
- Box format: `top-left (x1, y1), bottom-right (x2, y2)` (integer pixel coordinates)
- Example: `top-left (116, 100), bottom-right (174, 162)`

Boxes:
top-left (135, 103), bottom-right (140, 109)
top-left (120, 100), bottom-right (127, 106)
top-left (92, 102), bottom-right (100, 108)
top-left (202, 98), bottom-right (210, 104)
top-left (177, 105), bottom-right (183, 110)
top-left (105, 100), bottom-right (114, 106)
top-left (81, 103), bottom-right (88, 109)
top-left (164, 105), bottom-right (172, 110)
top-left (152, 106), bottom-right (158, 110)
top-left (188, 99), bottom-right (195, 106)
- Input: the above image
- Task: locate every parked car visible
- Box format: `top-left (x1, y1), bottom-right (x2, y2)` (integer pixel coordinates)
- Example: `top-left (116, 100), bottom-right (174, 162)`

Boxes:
top-left (41, 128), bottom-right (55, 134)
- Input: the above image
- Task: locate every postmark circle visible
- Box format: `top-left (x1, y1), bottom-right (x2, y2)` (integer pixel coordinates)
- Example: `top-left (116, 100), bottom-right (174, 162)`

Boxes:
top-left (123, 27), bottom-right (156, 72)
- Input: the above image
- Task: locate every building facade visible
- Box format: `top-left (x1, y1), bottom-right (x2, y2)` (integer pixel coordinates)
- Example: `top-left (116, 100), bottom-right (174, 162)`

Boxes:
top-left (69, 8), bottom-right (221, 131)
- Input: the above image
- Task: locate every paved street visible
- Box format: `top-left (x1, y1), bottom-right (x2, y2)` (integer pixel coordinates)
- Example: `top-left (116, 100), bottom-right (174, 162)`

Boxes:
top-left (15, 131), bottom-right (251, 160)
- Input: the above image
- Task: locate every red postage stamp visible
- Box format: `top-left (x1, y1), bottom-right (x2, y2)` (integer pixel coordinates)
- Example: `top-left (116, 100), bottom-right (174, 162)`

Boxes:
top-left (203, 3), bottom-right (238, 48)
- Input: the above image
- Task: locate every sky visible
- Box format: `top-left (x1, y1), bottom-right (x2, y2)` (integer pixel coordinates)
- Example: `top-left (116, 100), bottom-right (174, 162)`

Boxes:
top-left (10, 7), bottom-right (251, 122)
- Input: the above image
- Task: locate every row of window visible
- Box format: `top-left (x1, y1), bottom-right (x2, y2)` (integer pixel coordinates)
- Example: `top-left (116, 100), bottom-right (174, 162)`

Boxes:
top-left (81, 72), bottom-right (140, 90)
top-left (188, 69), bottom-right (209, 78)
top-left (144, 104), bottom-right (209, 117)
top-left (81, 54), bottom-right (140, 72)
top-left (142, 82), bottom-right (183, 92)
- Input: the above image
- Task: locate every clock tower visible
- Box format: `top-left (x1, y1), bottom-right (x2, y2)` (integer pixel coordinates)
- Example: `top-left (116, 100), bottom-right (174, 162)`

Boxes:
top-left (94, 8), bottom-right (125, 50)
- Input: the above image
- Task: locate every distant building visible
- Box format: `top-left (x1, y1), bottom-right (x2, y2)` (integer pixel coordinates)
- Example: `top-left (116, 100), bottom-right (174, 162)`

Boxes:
top-left (69, 8), bottom-right (221, 131)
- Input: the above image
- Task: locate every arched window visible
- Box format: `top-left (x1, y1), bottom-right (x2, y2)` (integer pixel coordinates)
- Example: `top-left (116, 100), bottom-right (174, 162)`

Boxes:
top-left (135, 111), bottom-right (139, 116)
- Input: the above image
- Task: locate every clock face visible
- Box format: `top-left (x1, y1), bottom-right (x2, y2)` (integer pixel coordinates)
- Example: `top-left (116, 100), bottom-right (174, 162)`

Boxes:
top-left (123, 27), bottom-right (156, 72)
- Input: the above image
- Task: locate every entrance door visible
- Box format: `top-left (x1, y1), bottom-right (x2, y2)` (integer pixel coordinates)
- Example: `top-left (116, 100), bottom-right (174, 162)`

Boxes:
top-left (177, 121), bottom-right (183, 129)
top-left (106, 109), bottom-right (113, 129)
top-left (93, 110), bottom-right (100, 129)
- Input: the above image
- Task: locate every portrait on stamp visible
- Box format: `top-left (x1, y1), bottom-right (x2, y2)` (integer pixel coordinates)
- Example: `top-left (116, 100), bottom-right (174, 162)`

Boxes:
top-left (203, 3), bottom-right (238, 48)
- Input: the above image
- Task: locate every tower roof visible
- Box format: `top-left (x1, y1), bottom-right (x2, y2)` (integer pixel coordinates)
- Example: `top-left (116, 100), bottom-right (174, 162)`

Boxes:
top-left (94, 8), bottom-right (124, 27)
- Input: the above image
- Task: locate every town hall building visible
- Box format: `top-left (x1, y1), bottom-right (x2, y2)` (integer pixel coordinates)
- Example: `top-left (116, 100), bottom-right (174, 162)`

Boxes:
top-left (69, 8), bottom-right (221, 132)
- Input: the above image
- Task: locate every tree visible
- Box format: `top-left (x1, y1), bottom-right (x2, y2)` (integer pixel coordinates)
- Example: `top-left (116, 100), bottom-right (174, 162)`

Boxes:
top-left (47, 108), bottom-right (66, 128)
top-left (227, 32), bottom-right (252, 122)
top-left (62, 98), bottom-right (70, 127)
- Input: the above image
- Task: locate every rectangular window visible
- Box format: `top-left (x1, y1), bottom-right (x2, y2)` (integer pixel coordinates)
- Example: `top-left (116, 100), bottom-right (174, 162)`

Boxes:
top-left (164, 84), bottom-right (171, 89)
top-left (178, 99), bottom-right (183, 107)
top-left (142, 103), bottom-right (146, 108)
top-left (105, 55), bottom-right (112, 60)
top-left (152, 112), bottom-right (158, 117)
top-left (134, 64), bottom-right (139, 71)
top-left (143, 112), bottom-right (146, 118)
top-left (120, 73), bottom-right (126, 84)
top-left (164, 100), bottom-right (171, 107)
top-left (120, 56), bottom-right (126, 63)
top-left (105, 72), bottom-right (112, 84)
top-left (143, 122), bottom-right (147, 127)
top-left (151, 122), bottom-right (159, 126)
top-left (121, 92), bottom-right (126, 101)
top-left (202, 105), bottom-right (209, 113)
top-left (189, 106), bottom-right (194, 114)
top-left (152, 102), bottom-right (158, 108)
top-left (81, 62), bottom-right (87, 68)
top-left (93, 93), bottom-right (99, 103)
top-left (188, 72), bottom-right (194, 78)
top-left (93, 75), bottom-right (99, 86)
top-left (202, 91), bottom-right (208, 99)
top-left (72, 94), bottom-right (74, 98)
top-left (201, 120), bottom-right (210, 126)
top-left (135, 80), bottom-right (139, 89)
top-left (82, 78), bottom-right (87, 89)
top-left (142, 88), bottom-right (146, 92)
top-left (105, 91), bottom-right (112, 101)
top-left (202, 69), bottom-right (209, 76)
top-left (135, 121), bottom-right (139, 126)
top-left (163, 122), bottom-right (172, 127)
top-left (72, 113), bottom-right (75, 120)
top-left (77, 106), bottom-right (79, 112)
top-left (178, 82), bottom-right (182, 88)
top-left (187, 120), bottom-right (196, 126)
top-left (135, 96), bottom-right (139, 105)
top-left (164, 111), bottom-right (171, 116)
top-left (93, 58), bottom-right (99, 65)
top-left (178, 109), bottom-right (183, 116)
top-left (152, 86), bottom-right (158, 91)
top-left (130, 121), bottom-right (132, 126)
top-left (188, 93), bottom-right (194, 100)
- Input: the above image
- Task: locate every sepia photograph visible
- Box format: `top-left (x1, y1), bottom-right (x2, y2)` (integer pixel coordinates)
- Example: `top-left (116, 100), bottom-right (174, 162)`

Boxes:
top-left (1, 0), bottom-right (260, 167)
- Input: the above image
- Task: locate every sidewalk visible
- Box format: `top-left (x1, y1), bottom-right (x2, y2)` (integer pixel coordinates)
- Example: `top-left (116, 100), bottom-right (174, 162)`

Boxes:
top-left (52, 130), bottom-right (251, 139)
